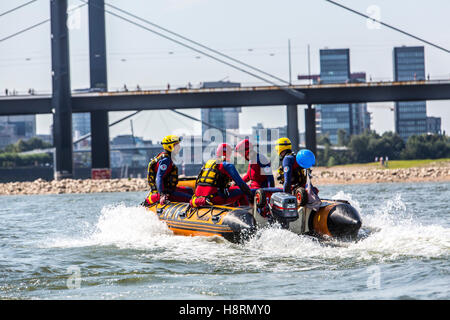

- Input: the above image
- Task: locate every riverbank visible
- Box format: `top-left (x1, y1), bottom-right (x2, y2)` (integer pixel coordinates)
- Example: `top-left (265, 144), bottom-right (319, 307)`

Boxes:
top-left (313, 165), bottom-right (450, 185)
top-left (0, 162), bottom-right (449, 195)
top-left (0, 178), bottom-right (148, 196)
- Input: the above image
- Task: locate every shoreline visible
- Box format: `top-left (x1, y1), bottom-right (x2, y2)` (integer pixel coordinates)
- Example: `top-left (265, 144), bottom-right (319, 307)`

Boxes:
top-left (0, 165), bottom-right (449, 196)
top-left (312, 166), bottom-right (450, 185)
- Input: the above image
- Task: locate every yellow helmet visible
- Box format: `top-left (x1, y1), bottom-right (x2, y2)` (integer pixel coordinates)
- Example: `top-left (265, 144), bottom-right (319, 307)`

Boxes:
top-left (161, 135), bottom-right (182, 152)
top-left (275, 137), bottom-right (292, 155)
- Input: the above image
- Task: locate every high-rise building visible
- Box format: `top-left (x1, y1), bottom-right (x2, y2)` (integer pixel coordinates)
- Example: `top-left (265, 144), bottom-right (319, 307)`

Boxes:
top-left (251, 123), bottom-right (286, 143)
top-left (0, 115), bottom-right (36, 149)
top-left (319, 48), bottom-right (351, 83)
top-left (393, 46), bottom-right (427, 140)
top-left (72, 113), bottom-right (91, 150)
top-left (72, 113), bottom-right (90, 138)
top-left (350, 73), bottom-right (371, 135)
top-left (314, 49), bottom-right (370, 144)
top-left (201, 81), bottom-right (241, 138)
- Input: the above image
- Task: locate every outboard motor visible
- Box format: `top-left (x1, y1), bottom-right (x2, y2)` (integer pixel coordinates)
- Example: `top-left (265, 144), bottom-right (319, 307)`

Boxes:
top-left (269, 193), bottom-right (299, 228)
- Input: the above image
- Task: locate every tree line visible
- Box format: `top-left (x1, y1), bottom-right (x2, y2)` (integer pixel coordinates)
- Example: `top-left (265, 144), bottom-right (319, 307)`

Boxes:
top-left (0, 137), bottom-right (52, 167)
top-left (1, 132), bottom-right (449, 168)
top-left (317, 130), bottom-right (450, 167)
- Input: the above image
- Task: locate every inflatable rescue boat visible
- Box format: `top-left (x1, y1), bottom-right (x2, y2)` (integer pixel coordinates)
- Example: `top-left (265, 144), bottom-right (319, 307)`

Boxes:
top-left (143, 178), bottom-right (362, 243)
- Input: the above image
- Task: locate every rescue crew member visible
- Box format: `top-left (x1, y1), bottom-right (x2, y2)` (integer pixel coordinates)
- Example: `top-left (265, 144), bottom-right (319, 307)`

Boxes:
top-left (190, 143), bottom-right (253, 207)
top-left (296, 148), bottom-right (320, 197)
top-left (275, 137), bottom-right (309, 194)
top-left (235, 139), bottom-right (275, 189)
top-left (144, 135), bottom-right (193, 206)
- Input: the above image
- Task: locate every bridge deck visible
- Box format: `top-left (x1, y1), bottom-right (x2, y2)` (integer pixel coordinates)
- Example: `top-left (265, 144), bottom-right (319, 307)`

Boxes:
top-left (1, 80), bottom-right (449, 115)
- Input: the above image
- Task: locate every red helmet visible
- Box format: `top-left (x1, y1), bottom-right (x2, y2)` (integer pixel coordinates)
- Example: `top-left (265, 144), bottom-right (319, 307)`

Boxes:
top-left (216, 143), bottom-right (233, 161)
top-left (235, 139), bottom-right (253, 160)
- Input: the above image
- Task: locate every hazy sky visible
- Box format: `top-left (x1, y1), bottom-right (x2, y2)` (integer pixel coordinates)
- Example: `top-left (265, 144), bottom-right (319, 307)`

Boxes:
top-left (1, 0), bottom-right (449, 142)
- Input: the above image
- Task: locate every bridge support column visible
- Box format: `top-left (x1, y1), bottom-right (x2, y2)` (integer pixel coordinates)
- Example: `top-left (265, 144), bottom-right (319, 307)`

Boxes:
top-left (286, 104), bottom-right (299, 152)
top-left (89, 0), bottom-right (110, 176)
top-left (305, 104), bottom-right (317, 156)
top-left (50, 0), bottom-right (73, 180)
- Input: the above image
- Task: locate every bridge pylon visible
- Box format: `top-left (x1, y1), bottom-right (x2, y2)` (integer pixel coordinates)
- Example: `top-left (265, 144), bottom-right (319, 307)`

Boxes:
top-left (50, 0), bottom-right (73, 180)
top-left (88, 0), bottom-right (111, 178)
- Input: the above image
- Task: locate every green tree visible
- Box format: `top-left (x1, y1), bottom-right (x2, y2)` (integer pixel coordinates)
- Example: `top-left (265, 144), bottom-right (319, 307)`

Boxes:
top-left (348, 131), bottom-right (377, 163)
top-left (0, 152), bottom-right (52, 167)
top-left (401, 134), bottom-right (450, 159)
top-left (317, 134), bottom-right (331, 147)
top-left (327, 156), bottom-right (336, 167)
top-left (337, 129), bottom-right (350, 146)
top-left (3, 137), bottom-right (52, 153)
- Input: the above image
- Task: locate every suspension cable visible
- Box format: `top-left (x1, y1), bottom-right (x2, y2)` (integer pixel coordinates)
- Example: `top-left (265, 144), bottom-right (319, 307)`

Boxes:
top-left (0, 0), bottom-right (38, 19)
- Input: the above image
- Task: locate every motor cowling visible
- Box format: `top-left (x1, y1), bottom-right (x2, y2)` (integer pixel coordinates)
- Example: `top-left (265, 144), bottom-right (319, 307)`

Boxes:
top-left (269, 192), bottom-right (299, 228)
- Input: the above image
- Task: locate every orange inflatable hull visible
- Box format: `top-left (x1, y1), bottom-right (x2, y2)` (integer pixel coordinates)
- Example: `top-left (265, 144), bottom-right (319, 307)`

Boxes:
top-left (145, 202), bottom-right (256, 243)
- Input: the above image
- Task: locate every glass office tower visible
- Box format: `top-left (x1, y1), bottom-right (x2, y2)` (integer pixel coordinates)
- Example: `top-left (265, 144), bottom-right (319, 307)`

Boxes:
top-left (320, 49), bottom-right (351, 83)
top-left (0, 115), bottom-right (36, 149)
top-left (72, 113), bottom-right (91, 138)
top-left (351, 73), bottom-right (371, 135)
top-left (393, 46), bottom-right (427, 140)
top-left (316, 49), bottom-right (370, 144)
top-left (200, 81), bottom-right (241, 137)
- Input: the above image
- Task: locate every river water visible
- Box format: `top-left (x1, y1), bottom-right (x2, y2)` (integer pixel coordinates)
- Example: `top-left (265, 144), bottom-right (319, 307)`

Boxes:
top-left (0, 182), bottom-right (448, 300)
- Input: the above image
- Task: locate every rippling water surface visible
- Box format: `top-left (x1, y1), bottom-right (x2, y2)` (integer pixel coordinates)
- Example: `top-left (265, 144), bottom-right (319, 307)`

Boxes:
top-left (0, 182), bottom-right (448, 299)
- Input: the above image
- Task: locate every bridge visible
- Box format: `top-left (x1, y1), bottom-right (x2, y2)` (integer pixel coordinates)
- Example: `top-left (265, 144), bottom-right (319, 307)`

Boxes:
top-left (1, 0), bottom-right (450, 179)
top-left (2, 80), bottom-right (450, 115)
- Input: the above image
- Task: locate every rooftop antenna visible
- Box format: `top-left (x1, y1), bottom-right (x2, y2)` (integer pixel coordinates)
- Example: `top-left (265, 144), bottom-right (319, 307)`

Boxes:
top-left (308, 44), bottom-right (311, 85)
top-left (130, 119), bottom-right (136, 146)
top-left (288, 39), bottom-right (292, 85)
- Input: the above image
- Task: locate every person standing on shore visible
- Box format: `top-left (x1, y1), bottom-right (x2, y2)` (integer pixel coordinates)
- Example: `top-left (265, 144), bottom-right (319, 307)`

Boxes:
top-left (143, 135), bottom-right (193, 206)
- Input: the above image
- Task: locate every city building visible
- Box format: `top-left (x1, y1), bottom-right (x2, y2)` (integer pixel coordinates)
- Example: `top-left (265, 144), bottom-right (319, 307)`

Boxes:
top-left (350, 73), bottom-right (371, 136)
top-left (319, 48), bottom-right (351, 84)
top-left (0, 115), bottom-right (36, 149)
top-left (426, 116), bottom-right (441, 135)
top-left (301, 49), bottom-right (370, 144)
top-left (393, 46), bottom-right (427, 140)
top-left (110, 134), bottom-right (148, 168)
top-left (200, 81), bottom-right (241, 139)
top-left (251, 123), bottom-right (286, 144)
top-left (72, 113), bottom-right (91, 149)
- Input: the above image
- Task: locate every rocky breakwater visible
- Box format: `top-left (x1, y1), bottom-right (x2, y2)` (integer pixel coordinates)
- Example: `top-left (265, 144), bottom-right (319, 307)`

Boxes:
top-left (0, 178), bottom-right (149, 196)
top-left (1, 166), bottom-right (449, 196)
top-left (313, 166), bottom-right (450, 185)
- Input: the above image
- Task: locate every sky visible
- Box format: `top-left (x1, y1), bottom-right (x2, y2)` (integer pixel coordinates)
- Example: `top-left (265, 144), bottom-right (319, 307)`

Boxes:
top-left (1, 0), bottom-right (450, 143)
